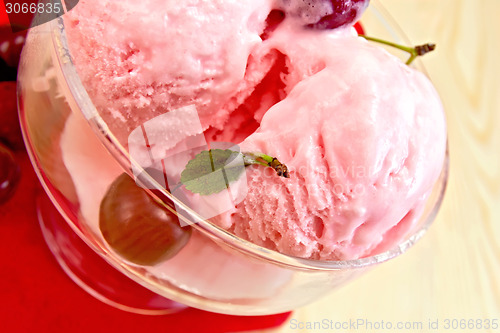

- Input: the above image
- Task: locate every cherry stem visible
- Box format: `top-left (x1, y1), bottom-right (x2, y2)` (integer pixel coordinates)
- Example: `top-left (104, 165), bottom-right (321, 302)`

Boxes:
top-left (243, 153), bottom-right (271, 167)
top-left (243, 153), bottom-right (290, 178)
top-left (359, 34), bottom-right (436, 65)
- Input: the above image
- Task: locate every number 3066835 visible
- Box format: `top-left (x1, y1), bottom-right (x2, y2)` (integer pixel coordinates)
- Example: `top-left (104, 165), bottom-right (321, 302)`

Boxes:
top-left (5, 2), bottom-right (62, 15)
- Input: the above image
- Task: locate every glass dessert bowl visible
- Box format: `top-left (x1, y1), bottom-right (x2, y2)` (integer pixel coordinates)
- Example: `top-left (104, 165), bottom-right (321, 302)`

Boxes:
top-left (17, 0), bottom-right (448, 316)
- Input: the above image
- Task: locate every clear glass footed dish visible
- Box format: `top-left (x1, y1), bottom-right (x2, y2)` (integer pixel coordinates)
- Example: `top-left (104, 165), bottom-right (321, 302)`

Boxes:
top-left (18, 0), bottom-right (448, 315)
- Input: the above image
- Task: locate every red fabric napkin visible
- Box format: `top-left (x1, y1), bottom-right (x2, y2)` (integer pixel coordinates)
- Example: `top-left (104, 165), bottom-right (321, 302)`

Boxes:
top-left (0, 3), bottom-right (8, 26)
top-left (0, 152), bottom-right (291, 333)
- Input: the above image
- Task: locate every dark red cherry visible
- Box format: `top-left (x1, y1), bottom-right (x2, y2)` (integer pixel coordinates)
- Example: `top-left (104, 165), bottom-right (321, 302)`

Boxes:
top-left (99, 173), bottom-right (191, 266)
top-left (0, 143), bottom-right (20, 204)
top-left (278, 0), bottom-right (369, 30)
top-left (0, 57), bottom-right (17, 82)
top-left (308, 0), bottom-right (370, 29)
top-left (0, 25), bottom-right (27, 70)
top-left (0, 81), bottom-right (25, 150)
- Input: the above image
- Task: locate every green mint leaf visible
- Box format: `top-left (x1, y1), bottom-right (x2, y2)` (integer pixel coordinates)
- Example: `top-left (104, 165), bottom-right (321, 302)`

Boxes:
top-left (179, 149), bottom-right (291, 196)
top-left (180, 149), bottom-right (245, 196)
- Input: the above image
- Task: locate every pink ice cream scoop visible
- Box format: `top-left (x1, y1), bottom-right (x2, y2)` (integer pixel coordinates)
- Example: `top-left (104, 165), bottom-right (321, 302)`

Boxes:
top-left (63, 0), bottom-right (446, 261)
top-left (212, 31), bottom-right (446, 260)
top-left (64, 0), bottom-right (274, 144)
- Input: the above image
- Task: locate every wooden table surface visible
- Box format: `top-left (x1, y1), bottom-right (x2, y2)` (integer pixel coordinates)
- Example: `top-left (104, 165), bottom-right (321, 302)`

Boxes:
top-left (264, 0), bottom-right (500, 332)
